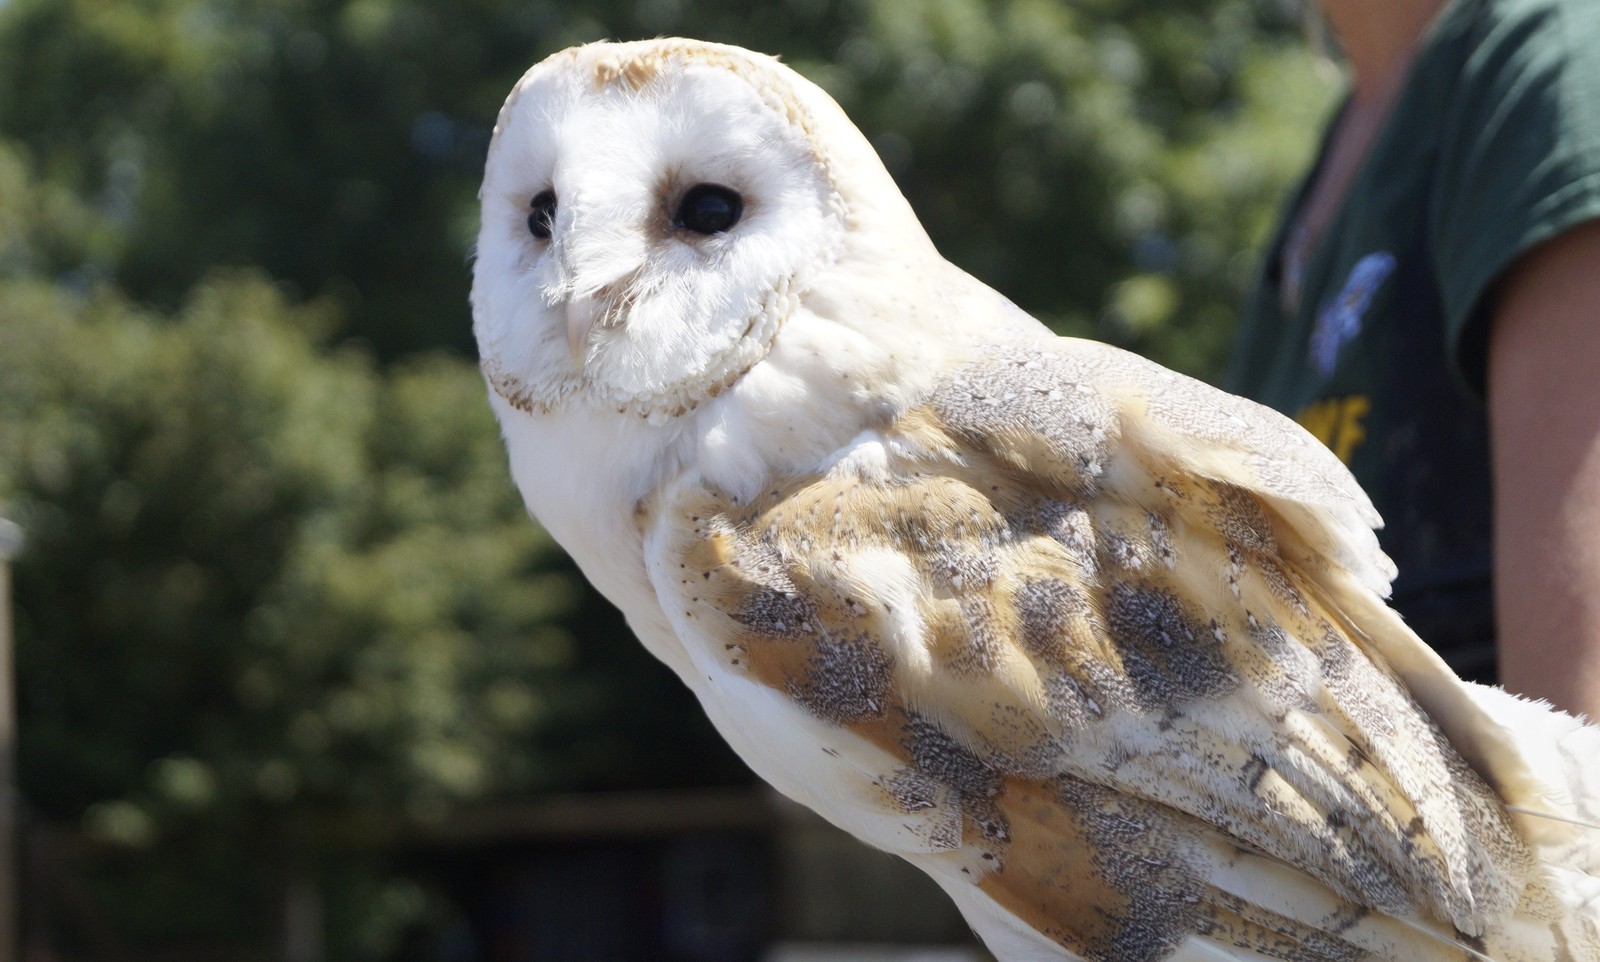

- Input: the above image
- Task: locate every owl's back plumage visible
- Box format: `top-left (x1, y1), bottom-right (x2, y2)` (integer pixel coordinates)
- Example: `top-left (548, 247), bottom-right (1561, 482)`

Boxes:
top-left (471, 38), bottom-right (1600, 962)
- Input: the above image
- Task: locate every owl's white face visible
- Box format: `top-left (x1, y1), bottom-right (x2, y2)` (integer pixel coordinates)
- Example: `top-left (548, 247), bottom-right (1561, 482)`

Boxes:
top-left (472, 41), bottom-right (857, 421)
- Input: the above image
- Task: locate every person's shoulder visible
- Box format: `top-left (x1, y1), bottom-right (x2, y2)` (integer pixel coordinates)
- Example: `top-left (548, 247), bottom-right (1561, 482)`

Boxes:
top-left (1458, 0), bottom-right (1591, 25)
top-left (1444, 0), bottom-right (1600, 57)
top-left (1426, 0), bottom-right (1600, 395)
top-left (1419, 0), bottom-right (1600, 141)
top-left (1440, 0), bottom-right (1600, 141)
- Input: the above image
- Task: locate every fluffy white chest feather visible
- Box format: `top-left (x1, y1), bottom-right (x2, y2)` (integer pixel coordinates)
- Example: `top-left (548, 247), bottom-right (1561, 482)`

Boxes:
top-left (473, 37), bottom-right (1600, 962)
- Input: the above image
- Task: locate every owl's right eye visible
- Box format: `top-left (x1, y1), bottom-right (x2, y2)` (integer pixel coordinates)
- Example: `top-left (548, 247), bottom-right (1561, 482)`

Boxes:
top-left (528, 190), bottom-right (557, 240)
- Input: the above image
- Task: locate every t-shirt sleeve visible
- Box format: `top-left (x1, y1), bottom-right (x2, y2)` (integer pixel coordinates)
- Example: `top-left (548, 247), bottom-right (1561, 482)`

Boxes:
top-left (1431, 0), bottom-right (1600, 394)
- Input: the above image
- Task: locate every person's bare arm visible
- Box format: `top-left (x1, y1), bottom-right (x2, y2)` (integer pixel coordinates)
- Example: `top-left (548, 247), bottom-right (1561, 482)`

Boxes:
top-left (1488, 217), bottom-right (1600, 719)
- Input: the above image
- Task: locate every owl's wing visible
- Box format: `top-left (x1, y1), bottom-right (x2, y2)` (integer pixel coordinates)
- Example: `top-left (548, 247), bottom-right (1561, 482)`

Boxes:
top-left (641, 337), bottom-right (1589, 962)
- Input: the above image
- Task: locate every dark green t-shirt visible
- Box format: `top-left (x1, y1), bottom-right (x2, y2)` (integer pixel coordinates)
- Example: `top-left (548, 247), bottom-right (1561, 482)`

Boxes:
top-left (1227, 0), bottom-right (1600, 681)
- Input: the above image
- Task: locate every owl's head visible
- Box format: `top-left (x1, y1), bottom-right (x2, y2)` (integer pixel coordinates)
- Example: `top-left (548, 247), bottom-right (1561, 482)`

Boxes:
top-left (471, 38), bottom-right (928, 423)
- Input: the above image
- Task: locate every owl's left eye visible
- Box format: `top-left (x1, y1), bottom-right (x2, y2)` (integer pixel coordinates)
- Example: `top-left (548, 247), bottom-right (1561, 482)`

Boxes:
top-left (528, 189), bottom-right (557, 240)
top-left (674, 184), bottom-right (743, 235)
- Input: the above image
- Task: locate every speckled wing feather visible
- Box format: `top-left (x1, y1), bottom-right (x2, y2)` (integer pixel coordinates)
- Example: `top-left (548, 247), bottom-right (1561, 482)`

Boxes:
top-left (642, 337), bottom-right (1596, 962)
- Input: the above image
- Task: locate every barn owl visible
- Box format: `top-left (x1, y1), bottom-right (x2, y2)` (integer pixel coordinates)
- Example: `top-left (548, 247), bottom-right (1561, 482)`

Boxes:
top-left (471, 38), bottom-right (1600, 962)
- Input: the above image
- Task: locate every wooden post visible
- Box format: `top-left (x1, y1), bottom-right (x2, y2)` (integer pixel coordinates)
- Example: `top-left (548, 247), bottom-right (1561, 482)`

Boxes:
top-left (0, 517), bottom-right (24, 962)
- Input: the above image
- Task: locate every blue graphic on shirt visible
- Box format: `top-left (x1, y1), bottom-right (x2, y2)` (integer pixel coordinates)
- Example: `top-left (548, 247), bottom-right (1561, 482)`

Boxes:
top-left (1309, 251), bottom-right (1397, 378)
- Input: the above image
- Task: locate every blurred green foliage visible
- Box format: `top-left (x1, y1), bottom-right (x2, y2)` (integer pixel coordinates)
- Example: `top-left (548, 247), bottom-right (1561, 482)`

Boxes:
top-left (0, 0), bottom-right (1335, 369)
top-left (0, 0), bottom-right (1338, 956)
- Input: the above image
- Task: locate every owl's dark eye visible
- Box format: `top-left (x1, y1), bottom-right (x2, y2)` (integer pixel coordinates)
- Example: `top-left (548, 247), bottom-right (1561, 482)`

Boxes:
top-left (528, 189), bottom-right (557, 240)
top-left (674, 183), bottom-right (743, 235)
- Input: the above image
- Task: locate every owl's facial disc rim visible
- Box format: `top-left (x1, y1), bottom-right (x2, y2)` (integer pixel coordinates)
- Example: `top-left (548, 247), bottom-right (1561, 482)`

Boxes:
top-left (483, 269), bottom-right (800, 423)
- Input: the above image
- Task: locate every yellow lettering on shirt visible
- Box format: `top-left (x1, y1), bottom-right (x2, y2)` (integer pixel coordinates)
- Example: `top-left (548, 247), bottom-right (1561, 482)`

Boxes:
top-left (1297, 399), bottom-right (1342, 448)
top-left (1295, 395), bottom-right (1370, 465)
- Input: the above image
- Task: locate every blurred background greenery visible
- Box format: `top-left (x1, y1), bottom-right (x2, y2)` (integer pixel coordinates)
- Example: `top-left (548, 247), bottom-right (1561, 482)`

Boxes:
top-left (0, 0), bottom-right (1338, 958)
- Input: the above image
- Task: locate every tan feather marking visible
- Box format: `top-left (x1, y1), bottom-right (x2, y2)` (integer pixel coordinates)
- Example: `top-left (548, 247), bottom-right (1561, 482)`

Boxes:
top-left (978, 777), bottom-right (1169, 959)
top-left (1148, 510), bottom-right (1179, 568)
top-left (929, 344), bottom-right (1121, 494)
top-left (1196, 888), bottom-right (1370, 962)
top-left (584, 41), bottom-right (820, 155)
top-left (978, 774), bottom-right (1236, 962)
top-left (1013, 577), bottom-right (1092, 662)
top-left (786, 631), bottom-right (895, 725)
top-left (1102, 580), bottom-right (1238, 708)
top-left (882, 767), bottom-right (964, 850)
top-left (982, 775), bottom-right (1465, 962)
top-left (591, 51), bottom-right (670, 90)
top-left (1209, 480), bottom-right (1278, 555)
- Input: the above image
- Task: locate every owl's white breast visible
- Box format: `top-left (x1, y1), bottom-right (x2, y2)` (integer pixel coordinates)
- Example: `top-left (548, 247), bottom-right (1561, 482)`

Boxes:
top-left (490, 391), bottom-right (696, 675)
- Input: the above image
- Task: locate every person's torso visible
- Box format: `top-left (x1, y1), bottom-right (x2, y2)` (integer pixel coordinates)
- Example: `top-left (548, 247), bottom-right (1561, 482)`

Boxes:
top-left (1228, 1), bottom-right (1501, 680)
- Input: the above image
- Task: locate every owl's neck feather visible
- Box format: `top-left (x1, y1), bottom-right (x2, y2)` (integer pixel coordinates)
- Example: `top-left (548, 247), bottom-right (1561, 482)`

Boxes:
top-left (690, 247), bottom-right (1048, 501)
top-left (495, 390), bottom-right (703, 675)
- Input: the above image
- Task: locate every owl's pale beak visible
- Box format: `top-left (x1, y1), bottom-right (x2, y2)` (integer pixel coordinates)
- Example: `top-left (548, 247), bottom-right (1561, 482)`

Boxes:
top-left (565, 295), bottom-right (599, 374)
